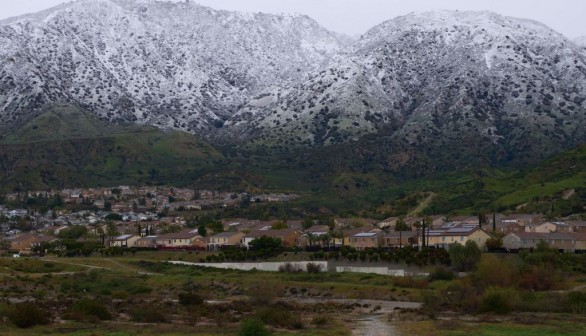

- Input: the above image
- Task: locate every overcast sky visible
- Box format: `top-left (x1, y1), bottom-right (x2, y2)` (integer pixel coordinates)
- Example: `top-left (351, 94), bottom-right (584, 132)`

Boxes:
top-left (1, 0), bottom-right (584, 39)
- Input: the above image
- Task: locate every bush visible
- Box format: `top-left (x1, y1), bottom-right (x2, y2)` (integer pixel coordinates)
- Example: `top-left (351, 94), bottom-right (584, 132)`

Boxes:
top-left (422, 279), bottom-right (480, 312)
top-left (68, 298), bottom-right (112, 321)
top-left (566, 291), bottom-right (586, 313)
top-left (130, 306), bottom-right (167, 323)
top-left (178, 292), bottom-right (204, 306)
top-left (256, 305), bottom-right (303, 329)
top-left (279, 263), bottom-right (301, 273)
top-left (239, 318), bottom-right (269, 336)
top-left (392, 277), bottom-right (429, 289)
top-left (312, 315), bottom-right (330, 326)
top-left (428, 267), bottom-right (454, 281)
top-left (478, 287), bottom-right (519, 314)
top-left (518, 265), bottom-right (559, 291)
top-left (306, 263), bottom-right (323, 273)
top-left (449, 241), bottom-right (481, 272)
top-left (5, 303), bottom-right (50, 328)
top-left (473, 254), bottom-right (518, 289)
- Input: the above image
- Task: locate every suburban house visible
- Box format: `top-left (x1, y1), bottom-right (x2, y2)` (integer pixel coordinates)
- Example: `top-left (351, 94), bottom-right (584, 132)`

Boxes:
top-left (208, 231), bottom-right (245, 251)
top-left (569, 221), bottom-right (586, 233)
top-left (552, 222), bottom-right (575, 233)
top-left (378, 217), bottom-right (399, 229)
top-left (424, 225), bottom-right (492, 249)
top-left (298, 225), bottom-right (331, 247)
top-left (134, 236), bottom-right (158, 248)
top-left (349, 231), bottom-right (384, 250)
top-left (382, 231), bottom-right (417, 248)
top-left (493, 221), bottom-right (524, 235)
top-left (110, 234), bottom-right (140, 248)
top-left (449, 216), bottom-right (479, 226)
top-left (241, 229), bottom-right (302, 249)
top-left (525, 222), bottom-right (556, 233)
top-left (335, 218), bottom-right (378, 229)
top-left (156, 229), bottom-right (206, 249)
top-left (501, 214), bottom-right (543, 226)
top-left (8, 234), bottom-right (58, 253)
top-left (428, 215), bottom-right (447, 229)
top-left (51, 225), bottom-right (70, 236)
top-left (503, 232), bottom-right (586, 253)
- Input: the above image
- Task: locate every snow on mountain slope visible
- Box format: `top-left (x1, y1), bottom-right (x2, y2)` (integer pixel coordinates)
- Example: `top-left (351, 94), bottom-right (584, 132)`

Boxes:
top-left (575, 36), bottom-right (586, 55)
top-left (228, 10), bottom-right (586, 164)
top-left (0, 0), bottom-right (346, 133)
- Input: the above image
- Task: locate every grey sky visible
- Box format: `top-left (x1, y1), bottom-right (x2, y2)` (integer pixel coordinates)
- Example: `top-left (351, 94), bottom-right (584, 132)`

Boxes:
top-left (1, 0), bottom-right (584, 39)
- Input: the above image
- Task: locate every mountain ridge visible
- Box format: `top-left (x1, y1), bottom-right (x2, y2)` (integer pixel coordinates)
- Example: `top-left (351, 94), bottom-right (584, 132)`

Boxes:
top-left (0, 2), bottom-right (584, 173)
top-left (225, 9), bottom-right (586, 168)
top-left (0, 0), bottom-right (347, 134)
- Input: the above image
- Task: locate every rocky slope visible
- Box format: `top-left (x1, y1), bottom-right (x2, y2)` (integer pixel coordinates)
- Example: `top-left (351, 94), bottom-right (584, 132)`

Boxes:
top-left (0, 0), bottom-right (346, 133)
top-left (228, 11), bottom-right (586, 165)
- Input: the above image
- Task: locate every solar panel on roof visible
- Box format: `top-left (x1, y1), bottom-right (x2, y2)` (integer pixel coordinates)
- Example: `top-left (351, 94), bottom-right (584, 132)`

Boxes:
top-left (354, 232), bottom-right (377, 237)
top-left (447, 228), bottom-right (474, 233)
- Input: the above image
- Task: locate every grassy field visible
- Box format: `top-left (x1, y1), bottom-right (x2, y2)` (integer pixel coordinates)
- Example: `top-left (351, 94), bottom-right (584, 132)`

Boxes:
top-left (400, 318), bottom-right (586, 336)
top-left (1, 253), bottom-right (586, 335)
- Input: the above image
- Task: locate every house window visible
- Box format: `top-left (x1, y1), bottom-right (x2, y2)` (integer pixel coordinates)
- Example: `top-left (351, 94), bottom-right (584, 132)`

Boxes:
top-left (442, 237), bottom-right (446, 242)
top-left (460, 237), bottom-right (464, 241)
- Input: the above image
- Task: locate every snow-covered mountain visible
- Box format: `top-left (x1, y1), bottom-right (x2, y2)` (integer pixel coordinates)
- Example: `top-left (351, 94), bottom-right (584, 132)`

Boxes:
top-left (0, 0), bottom-right (346, 132)
top-left (228, 11), bottom-right (586, 163)
top-left (1, 4), bottom-right (585, 166)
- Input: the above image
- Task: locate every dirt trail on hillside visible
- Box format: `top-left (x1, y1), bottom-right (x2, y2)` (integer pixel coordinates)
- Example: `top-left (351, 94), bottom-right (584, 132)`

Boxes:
top-left (409, 192), bottom-right (436, 216)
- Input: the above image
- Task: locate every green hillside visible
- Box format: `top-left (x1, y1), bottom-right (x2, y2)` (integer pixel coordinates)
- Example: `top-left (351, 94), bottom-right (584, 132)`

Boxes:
top-left (0, 104), bottom-right (583, 218)
top-left (0, 105), bottom-right (223, 192)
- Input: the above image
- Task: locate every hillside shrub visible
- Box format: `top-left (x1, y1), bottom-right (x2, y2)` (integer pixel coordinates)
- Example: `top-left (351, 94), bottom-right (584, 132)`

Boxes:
top-left (5, 303), bottom-right (50, 328)
top-left (178, 292), bottom-right (204, 306)
top-left (67, 298), bottom-right (111, 321)
top-left (392, 276), bottom-right (429, 289)
top-left (518, 265), bottom-right (559, 291)
top-left (256, 305), bottom-right (303, 329)
top-left (306, 262), bottom-right (322, 273)
top-left (130, 306), bottom-right (167, 323)
top-left (279, 263), bottom-right (301, 273)
top-left (473, 254), bottom-right (519, 289)
top-left (566, 291), bottom-right (586, 313)
top-left (478, 287), bottom-right (519, 314)
top-left (449, 241), bottom-right (481, 272)
top-left (429, 267), bottom-right (454, 282)
top-left (239, 318), bottom-right (269, 336)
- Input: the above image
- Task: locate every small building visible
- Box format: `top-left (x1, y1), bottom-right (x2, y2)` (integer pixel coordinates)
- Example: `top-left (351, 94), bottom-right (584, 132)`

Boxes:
top-left (208, 231), bottom-right (245, 251)
top-left (110, 234), bottom-right (140, 248)
top-left (156, 229), bottom-right (205, 248)
top-left (382, 231), bottom-right (417, 248)
top-left (298, 225), bottom-right (331, 247)
top-left (493, 221), bottom-right (524, 235)
top-left (568, 221), bottom-right (586, 233)
top-left (241, 229), bottom-right (301, 249)
top-left (134, 236), bottom-right (158, 248)
top-left (501, 214), bottom-right (543, 226)
top-left (377, 217), bottom-right (399, 229)
top-left (503, 232), bottom-right (586, 253)
top-left (349, 231), bottom-right (384, 250)
top-left (9, 234), bottom-right (57, 253)
top-left (425, 225), bottom-right (492, 250)
top-left (525, 222), bottom-right (556, 233)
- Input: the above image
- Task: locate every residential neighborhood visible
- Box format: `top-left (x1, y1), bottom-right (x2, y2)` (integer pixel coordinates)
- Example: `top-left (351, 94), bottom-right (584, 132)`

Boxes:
top-left (2, 187), bottom-right (585, 255)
